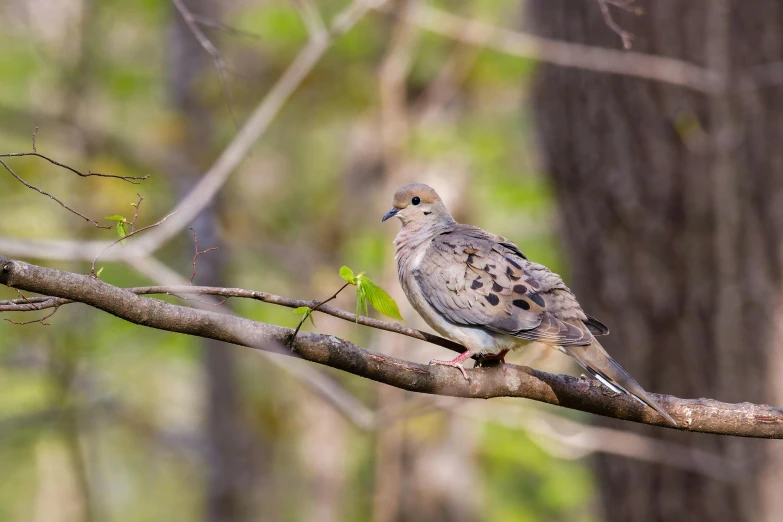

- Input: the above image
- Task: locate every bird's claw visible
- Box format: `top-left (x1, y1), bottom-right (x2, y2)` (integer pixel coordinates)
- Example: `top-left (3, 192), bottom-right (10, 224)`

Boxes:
top-left (471, 349), bottom-right (508, 369)
top-left (429, 358), bottom-right (470, 381)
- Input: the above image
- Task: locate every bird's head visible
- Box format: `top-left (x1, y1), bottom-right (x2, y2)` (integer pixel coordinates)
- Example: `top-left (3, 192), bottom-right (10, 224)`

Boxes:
top-left (382, 183), bottom-right (454, 227)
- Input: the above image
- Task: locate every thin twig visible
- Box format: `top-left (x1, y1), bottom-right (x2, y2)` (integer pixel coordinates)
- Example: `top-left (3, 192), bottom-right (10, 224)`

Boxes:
top-left (129, 194), bottom-right (144, 232)
top-left (165, 292), bottom-right (222, 306)
top-left (188, 227), bottom-right (218, 285)
top-left (289, 282), bottom-right (351, 347)
top-left (4, 305), bottom-right (60, 326)
top-left (190, 14), bottom-right (264, 40)
top-left (0, 152), bottom-right (149, 184)
top-left (0, 289), bottom-right (72, 311)
top-left (379, 3), bottom-right (722, 94)
top-left (0, 296), bottom-right (70, 311)
top-left (596, 0), bottom-right (634, 49)
top-left (31, 126), bottom-right (38, 153)
top-left (0, 284), bottom-right (466, 354)
top-left (90, 210), bottom-right (182, 275)
top-left (175, 293), bottom-right (229, 306)
top-left (170, 0), bottom-right (239, 127)
top-left (123, 0), bottom-right (388, 256)
top-left (0, 159), bottom-right (111, 229)
top-left (129, 255), bottom-right (379, 431)
top-left (10, 290), bottom-right (38, 311)
top-left (0, 0), bottom-right (391, 263)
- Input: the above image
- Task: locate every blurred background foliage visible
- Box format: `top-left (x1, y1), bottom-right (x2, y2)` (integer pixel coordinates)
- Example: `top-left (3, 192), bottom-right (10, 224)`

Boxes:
top-left (0, 0), bottom-right (658, 521)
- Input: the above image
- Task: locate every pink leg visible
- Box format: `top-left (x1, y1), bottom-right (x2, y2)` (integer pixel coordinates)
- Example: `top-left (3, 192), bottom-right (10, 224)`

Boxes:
top-left (429, 350), bottom-right (475, 381)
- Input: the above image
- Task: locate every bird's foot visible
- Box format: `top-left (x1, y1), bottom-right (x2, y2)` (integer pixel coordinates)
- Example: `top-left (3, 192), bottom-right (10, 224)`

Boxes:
top-left (429, 350), bottom-right (475, 381)
top-left (473, 350), bottom-right (509, 369)
top-left (429, 359), bottom-right (470, 380)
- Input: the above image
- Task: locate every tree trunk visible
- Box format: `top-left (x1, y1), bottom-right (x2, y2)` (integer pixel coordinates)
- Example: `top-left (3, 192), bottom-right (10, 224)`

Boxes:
top-left (169, 3), bottom-right (263, 521)
top-left (527, 1), bottom-right (783, 521)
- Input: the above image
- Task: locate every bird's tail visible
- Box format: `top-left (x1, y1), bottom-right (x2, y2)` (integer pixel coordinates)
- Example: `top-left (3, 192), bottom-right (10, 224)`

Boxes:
top-left (561, 339), bottom-right (677, 426)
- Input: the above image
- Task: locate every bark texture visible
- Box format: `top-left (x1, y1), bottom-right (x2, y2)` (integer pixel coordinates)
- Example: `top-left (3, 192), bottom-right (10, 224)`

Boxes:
top-left (3, 256), bottom-right (783, 438)
top-left (527, 1), bottom-right (783, 520)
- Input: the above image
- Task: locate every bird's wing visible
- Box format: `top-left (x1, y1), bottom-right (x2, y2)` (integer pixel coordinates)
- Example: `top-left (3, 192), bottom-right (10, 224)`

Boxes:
top-left (414, 225), bottom-right (595, 346)
top-left (584, 315), bottom-right (610, 336)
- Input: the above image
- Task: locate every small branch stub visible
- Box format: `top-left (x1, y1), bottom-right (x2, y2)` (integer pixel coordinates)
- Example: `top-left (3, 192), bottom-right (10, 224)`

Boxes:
top-left (189, 227), bottom-right (218, 285)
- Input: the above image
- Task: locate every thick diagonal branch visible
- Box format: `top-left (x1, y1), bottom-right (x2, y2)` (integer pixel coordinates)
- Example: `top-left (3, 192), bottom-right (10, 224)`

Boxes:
top-left (1, 256), bottom-right (782, 438)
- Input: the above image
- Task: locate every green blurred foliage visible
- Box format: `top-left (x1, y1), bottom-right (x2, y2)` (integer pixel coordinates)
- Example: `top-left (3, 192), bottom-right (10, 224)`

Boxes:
top-left (0, 0), bottom-right (595, 521)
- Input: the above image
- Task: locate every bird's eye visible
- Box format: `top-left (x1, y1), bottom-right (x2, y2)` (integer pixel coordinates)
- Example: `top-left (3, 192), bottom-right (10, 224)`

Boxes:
top-left (411, 196), bottom-right (421, 205)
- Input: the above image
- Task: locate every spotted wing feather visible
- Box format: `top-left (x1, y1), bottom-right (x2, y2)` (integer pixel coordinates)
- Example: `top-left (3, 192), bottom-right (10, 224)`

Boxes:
top-left (415, 226), bottom-right (595, 346)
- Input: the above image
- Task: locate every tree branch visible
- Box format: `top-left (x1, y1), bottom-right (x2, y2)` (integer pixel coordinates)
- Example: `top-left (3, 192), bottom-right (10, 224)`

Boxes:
top-left (0, 0), bottom-right (389, 263)
top-left (1, 256), bottom-right (782, 438)
top-left (170, 0), bottom-right (238, 126)
top-left (382, 3), bottom-right (722, 94)
top-left (0, 151), bottom-right (149, 184)
top-left (0, 159), bottom-right (112, 229)
top-left (0, 284), bottom-right (466, 353)
top-left (595, 0), bottom-right (635, 49)
top-left (130, 256), bottom-right (379, 431)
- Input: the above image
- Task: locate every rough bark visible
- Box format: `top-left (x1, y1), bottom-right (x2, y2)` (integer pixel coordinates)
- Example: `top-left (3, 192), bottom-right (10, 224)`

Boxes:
top-left (527, 1), bottom-right (783, 520)
top-left (3, 256), bottom-right (783, 438)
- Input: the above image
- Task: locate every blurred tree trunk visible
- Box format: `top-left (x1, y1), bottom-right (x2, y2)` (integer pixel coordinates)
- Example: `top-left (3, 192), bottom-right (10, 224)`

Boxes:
top-left (527, 1), bottom-right (783, 521)
top-left (169, 3), bottom-right (262, 521)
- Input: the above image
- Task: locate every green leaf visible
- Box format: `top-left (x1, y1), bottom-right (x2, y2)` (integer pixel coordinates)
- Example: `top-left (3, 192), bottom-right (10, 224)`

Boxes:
top-left (95, 267), bottom-right (104, 278)
top-left (117, 221), bottom-right (129, 246)
top-left (294, 306), bottom-right (316, 327)
top-left (105, 215), bottom-right (126, 222)
top-left (357, 275), bottom-right (403, 321)
top-left (339, 265), bottom-right (356, 284)
top-left (355, 284), bottom-right (367, 322)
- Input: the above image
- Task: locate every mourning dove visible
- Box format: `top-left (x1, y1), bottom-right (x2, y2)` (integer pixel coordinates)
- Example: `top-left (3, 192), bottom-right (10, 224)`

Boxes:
top-left (382, 183), bottom-right (676, 425)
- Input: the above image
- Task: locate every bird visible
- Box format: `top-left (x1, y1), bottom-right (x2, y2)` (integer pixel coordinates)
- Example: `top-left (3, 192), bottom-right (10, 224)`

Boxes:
top-left (382, 183), bottom-right (676, 426)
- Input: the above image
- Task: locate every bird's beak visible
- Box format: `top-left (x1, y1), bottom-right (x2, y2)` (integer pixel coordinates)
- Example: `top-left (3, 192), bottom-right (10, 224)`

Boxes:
top-left (381, 207), bottom-right (399, 222)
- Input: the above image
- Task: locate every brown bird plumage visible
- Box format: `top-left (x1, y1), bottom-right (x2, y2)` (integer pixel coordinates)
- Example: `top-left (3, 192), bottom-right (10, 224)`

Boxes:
top-left (383, 183), bottom-right (676, 425)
